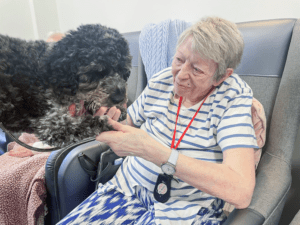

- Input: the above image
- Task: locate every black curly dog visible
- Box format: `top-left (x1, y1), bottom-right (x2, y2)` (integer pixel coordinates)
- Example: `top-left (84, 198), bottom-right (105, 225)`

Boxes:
top-left (0, 24), bottom-right (131, 149)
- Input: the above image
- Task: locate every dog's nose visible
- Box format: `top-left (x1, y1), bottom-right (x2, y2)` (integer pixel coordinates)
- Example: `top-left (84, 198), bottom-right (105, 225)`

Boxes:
top-left (110, 86), bottom-right (126, 104)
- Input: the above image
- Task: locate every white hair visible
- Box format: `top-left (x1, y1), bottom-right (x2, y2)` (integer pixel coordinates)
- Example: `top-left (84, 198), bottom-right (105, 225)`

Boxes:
top-left (177, 17), bottom-right (244, 81)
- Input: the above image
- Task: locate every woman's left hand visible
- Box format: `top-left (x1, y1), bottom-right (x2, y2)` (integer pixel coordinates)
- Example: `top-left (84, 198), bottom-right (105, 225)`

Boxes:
top-left (93, 106), bottom-right (121, 121)
top-left (95, 118), bottom-right (149, 157)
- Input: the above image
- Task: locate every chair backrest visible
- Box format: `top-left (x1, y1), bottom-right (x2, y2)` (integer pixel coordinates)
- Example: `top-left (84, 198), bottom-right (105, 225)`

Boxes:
top-left (227, 19), bottom-right (300, 225)
top-left (122, 31), bottom-right (147, 106)
top-left (235, 19), bottom-right (296, 140)
top-left (233, 18), bottom-right (300, 225)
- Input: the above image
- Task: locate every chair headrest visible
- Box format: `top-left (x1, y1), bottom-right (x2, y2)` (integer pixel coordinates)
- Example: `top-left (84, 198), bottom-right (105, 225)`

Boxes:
top-left (235, 19), bottom-right (297, 77)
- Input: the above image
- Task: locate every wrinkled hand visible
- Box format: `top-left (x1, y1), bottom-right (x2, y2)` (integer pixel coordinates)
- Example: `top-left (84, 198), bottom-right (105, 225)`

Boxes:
top-left (93, 106), bottom-right (121, 121)
top-left (94, 102), bottom-right (127, 122)
top-left (96, 118), bottom-right (149, 157)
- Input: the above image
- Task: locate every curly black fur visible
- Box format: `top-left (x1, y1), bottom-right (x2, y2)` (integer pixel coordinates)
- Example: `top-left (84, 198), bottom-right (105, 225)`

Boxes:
top-left (0, 24), bottom-right (131, 148)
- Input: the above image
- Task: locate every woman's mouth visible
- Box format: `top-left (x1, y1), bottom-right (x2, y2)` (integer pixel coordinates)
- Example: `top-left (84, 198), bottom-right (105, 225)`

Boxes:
top-left (176, 82), bottom-right (189, 88)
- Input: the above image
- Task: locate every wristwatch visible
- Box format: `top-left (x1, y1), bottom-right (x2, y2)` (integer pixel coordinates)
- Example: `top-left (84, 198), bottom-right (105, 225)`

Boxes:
top-left (161, 149), bottom-right (179, 175)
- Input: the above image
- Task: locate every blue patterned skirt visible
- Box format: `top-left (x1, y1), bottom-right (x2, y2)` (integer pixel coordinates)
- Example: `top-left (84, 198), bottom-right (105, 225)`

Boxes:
top-left (57, 184), bottom-right (227, 225)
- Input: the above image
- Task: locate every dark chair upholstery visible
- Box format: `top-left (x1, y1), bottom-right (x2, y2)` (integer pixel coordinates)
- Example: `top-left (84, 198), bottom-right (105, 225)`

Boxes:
top-left (44, 140), bottom-right (110, 225)
top-left (0, 129), bottom-right (13, 154)
top-left (289, 210), bottom-right (300, 225)
top-left (44, 19), bottom-right (300, 225)
top-left (0, 129), bottom-right (5, 155)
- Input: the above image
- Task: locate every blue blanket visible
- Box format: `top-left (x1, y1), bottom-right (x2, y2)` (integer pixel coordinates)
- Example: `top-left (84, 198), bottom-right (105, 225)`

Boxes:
top-left (139, 19), bottom-right (192, 81)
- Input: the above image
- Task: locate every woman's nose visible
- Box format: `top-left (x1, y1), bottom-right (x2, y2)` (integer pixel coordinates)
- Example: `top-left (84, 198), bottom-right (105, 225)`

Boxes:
top-left (177, 62), bottom-right (190, 80)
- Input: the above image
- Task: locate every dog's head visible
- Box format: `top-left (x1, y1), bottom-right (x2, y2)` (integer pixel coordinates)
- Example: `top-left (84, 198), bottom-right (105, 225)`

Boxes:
top-left (69, 74), bottom-right (128, 121)
top-left (40, 24), bottom-right (132, 119)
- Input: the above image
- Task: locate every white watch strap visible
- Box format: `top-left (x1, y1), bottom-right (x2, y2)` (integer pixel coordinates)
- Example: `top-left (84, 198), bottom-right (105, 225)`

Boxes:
top-left (168, 149), bottom-right (179, 166)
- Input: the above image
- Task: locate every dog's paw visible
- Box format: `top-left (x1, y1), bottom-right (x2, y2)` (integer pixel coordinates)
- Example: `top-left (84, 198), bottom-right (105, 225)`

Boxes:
top-left (97, 115), bottom-right (114, 133)
top-left (117, 106), bottom-right (127, 122)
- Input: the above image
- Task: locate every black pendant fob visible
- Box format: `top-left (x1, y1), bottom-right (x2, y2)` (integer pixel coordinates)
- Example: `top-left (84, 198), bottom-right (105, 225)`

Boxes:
top-left (154, 173), bottom-right (172, 203)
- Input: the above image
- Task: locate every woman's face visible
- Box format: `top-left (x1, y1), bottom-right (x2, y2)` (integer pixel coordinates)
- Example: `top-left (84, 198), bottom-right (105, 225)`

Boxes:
top-left (171, 36), bottom-right (223, 105)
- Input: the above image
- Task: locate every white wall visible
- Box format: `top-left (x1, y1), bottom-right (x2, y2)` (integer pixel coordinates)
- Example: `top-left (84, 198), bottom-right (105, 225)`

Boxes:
top-left (33, 0), bottom-right (60, 40)
top-left (0, 0), bottom-right (299, 40)
top-left (0, 0), bottom-right (36, 40)
top-left (56, 0), bottom-right (300, 34)
top-left (0, 0), bottom-right (60, 40)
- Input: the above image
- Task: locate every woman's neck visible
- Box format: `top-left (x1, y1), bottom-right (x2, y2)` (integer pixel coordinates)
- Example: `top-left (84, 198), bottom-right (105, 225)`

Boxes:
top-left (174, 88), bottom-right (214, 108)
top-left (174, 95), bottom-right (200, 108)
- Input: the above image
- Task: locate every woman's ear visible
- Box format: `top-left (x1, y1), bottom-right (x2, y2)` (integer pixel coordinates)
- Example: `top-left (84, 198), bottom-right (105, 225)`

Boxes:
top-left (213, 68), bottom-right (234, 86)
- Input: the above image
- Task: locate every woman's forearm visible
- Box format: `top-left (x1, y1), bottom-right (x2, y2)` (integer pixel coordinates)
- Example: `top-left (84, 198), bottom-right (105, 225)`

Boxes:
top-left (174, 151), bottom-right (255, 209)
top-left (142, 136), bottom-right (255, 209)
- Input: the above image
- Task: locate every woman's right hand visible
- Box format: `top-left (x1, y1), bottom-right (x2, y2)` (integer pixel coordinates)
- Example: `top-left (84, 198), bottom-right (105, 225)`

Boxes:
top-left (95, 118), bottom-right (149, 157)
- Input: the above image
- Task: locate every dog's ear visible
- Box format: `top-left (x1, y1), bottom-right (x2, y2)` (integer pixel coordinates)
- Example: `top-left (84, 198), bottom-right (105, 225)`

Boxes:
top-left (0, 34), bottom-right (48, 82)
top-left (41, 24), bottom-right (132, 96)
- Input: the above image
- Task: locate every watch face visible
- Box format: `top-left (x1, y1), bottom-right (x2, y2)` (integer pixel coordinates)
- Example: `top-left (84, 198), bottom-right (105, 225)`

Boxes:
top-left (161, 163), bottom-right (175, 175)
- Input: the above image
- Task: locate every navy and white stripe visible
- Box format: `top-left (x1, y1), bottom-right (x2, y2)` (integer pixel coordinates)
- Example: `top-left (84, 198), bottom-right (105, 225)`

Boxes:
top-left (107, 67), bottom-right (258, 224)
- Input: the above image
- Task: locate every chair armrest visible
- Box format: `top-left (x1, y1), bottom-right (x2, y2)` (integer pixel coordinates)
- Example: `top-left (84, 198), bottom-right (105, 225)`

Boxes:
top-left (224, 208), bottom-right (265, 225)
top-left (45, 140), bottom-right (110, 224)
top-left (223, 151), bottom-right (291, 225)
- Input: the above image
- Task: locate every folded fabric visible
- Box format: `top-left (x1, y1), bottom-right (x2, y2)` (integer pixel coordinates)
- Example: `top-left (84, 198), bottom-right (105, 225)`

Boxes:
top-left (7, 133), bottom-right (43, 157)
top-left (0, 133), bottom-right (50, 225)
top-left (8, 145), bottom-right (35, 157)
top-left (252, 98), bottom-right (267, 149)
top-left (252, 97), bottom-right (266, 169)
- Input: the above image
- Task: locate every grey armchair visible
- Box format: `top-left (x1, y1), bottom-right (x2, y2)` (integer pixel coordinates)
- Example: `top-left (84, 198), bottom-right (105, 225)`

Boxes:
top-left (224, 19), bottom-right (300, 224)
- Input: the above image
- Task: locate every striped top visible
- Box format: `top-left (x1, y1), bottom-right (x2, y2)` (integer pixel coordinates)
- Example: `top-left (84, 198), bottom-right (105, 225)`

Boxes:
top-left (107, 67), bottom-right (258, 224)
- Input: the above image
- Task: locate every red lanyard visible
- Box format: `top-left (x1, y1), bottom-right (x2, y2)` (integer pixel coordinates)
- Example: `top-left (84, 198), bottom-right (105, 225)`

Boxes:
top-left (171, 87), bottom-right (215, 150)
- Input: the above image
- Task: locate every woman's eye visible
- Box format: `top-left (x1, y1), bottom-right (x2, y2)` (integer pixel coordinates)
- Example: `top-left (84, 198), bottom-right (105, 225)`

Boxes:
top-left (194, 67), bottom-right (202, 74)
top-left (176, 57), bottom-right (182, 62)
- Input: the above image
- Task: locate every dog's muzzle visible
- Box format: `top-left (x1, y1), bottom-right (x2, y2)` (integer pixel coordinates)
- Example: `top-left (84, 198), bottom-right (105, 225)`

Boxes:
top-left (110, 85), bottom-right (127, 104)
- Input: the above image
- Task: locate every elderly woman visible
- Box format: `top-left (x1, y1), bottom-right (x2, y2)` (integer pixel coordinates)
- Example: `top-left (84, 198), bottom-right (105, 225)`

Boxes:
top-left (58, 17), bottom-right (258, 225)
